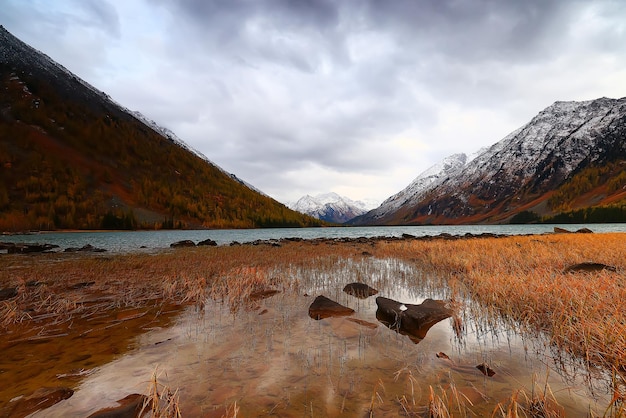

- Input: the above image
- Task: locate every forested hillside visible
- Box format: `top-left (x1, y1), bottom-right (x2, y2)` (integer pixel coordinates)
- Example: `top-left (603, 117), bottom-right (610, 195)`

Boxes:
top-left (0, 28), bottom-right (324, 231)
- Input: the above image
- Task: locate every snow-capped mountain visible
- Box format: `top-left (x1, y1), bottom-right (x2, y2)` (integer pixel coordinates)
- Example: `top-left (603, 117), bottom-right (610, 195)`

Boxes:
top-left (351, 97), bottom-right (626, 225)
top-left (288, 193), bottom-right (378, 223)
top-left (360, 152), bottom-right (480, 222)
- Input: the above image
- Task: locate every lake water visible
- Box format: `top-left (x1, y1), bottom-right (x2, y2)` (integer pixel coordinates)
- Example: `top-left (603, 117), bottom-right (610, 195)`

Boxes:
top-left (1, 224), bottom-right (625, 253)
top-left (33, 257), bottom-right (614, 417)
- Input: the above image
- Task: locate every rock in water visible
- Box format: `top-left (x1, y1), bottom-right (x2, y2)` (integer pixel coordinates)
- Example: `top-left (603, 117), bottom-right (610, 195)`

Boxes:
top-left (376, 296), bottom-right (452, 344)
top-left (308, 295), bottom-right (354, 320)
top-left (476, 363), bottom-right (496, 377)
top-left (198, 238), bottom-right (218, 246)
top-left (87, 393), bottom-right (148, 418)
top-left (343, 282), bottom-right (378, 299)
top-left (2, 387), bottom-right (74, 417)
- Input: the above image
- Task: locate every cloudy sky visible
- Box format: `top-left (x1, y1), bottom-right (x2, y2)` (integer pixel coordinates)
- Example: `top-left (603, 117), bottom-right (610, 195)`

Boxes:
top-left (3, 1), bottom-right (626, 205)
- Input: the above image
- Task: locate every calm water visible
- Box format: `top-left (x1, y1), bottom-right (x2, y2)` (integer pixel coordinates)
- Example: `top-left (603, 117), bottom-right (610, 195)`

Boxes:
top-left (34, 257), bottom-right (613, 417)
top-left (1, 224), bottom-right (625, 253)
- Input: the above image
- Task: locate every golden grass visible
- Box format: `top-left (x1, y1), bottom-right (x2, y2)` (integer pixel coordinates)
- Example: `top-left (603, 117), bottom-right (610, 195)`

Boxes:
top-left (376, 233), bottom-right (626, 375)
top-left (141, 367), bottom-right (182, 418)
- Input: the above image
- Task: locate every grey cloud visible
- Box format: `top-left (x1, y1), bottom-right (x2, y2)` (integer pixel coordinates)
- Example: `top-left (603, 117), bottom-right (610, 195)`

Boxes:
top-left (79, 0), bottom-right (121, 38)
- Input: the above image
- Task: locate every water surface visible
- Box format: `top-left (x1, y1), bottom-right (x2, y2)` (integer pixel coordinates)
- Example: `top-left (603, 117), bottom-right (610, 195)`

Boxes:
top-left (34, 257), bottom-right (613, 417)
top-left (2, 223), bottom-right (625, 253)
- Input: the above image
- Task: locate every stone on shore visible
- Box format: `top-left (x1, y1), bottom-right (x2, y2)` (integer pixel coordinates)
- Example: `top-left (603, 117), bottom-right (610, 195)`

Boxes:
top-left (170, 240), bottom-right (196, 248)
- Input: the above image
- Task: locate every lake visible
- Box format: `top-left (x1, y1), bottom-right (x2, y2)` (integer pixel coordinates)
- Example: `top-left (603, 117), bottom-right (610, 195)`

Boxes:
top-left (1, 223), bottom-right (625, 253)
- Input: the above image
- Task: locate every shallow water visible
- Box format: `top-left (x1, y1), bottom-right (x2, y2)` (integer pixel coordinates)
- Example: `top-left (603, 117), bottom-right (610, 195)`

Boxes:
top-left (31, 257), bottom-right (614, 416)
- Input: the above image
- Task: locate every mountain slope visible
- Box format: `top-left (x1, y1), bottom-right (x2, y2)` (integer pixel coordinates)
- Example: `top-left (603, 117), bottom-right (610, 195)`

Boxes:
top-left (0, 26), bottom-right (323, 231)
top-left (351, 98), bottom-right (626, 225)
top-left (287, 192), bottom-right (374, 223)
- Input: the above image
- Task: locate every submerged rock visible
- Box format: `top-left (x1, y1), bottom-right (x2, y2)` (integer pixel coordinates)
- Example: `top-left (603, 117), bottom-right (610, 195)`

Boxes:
top-left (87, 393), bottom-right (147, 418)
top-left (2, 387), bottom-right (74, 417)
top-left (563, 262), bottom-right (617, 273)
top-left (476, 363), bottom-right (496, 377)
top-left (308, 295), bottom-right (354, 320)
top-left (343, 282), bottom-right (378, 299)
top-left (376, 296), bottom-right (452, 344)
top-left (248, 288), bottom-right (280, 301)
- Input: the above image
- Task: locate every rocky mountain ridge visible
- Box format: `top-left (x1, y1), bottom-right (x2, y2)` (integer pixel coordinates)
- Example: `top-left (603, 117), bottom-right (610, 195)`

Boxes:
top-left (351, 97), bottom-right (626, 225)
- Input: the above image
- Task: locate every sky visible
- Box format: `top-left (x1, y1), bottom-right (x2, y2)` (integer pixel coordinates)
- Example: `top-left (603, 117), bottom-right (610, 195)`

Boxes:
top-left (2, 0), bottom-right (626, 206)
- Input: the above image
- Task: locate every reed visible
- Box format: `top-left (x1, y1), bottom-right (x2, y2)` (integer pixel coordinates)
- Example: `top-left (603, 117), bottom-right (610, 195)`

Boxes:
top-left (141, 367), bottom-right (182, 418)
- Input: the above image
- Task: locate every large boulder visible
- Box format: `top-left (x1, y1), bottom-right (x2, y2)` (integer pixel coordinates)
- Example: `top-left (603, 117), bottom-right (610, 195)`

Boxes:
top-left (343, 282), bottom-right (378, 299)
top-left (376, 296), bottom-right (452, 343)
top-left (308, 295), bottom-right (354, 320)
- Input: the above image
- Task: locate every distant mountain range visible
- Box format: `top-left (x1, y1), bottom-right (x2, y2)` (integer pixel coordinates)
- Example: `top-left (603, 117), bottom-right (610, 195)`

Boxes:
top-left (287, 193), bottom-right (378, 223)
top-left (0, 26), bottom-right (323, 231)
top-left (351, 98), bottom-right (626, 225)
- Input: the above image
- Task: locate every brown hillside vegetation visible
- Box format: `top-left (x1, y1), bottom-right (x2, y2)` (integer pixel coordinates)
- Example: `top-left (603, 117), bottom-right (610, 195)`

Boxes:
top-left (0, 66), bottom-right (323, 231)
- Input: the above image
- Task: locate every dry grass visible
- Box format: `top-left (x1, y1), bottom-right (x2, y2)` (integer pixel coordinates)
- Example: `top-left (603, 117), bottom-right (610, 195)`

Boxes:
top-left (376, 233), bottom-right (626, 376)
top-left (141, 368), bottom-right (182, 418)
top-left (0, 242), bottom-right (366, 331)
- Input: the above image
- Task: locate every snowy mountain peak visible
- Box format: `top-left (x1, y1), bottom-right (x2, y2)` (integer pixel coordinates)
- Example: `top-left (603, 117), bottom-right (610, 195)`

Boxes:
top-left (352, 96), bottom-right (626, 225)
top-left (288, 193), bottom-right (378, 223)
top-left (365, 152), bottom-right (472, 220)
